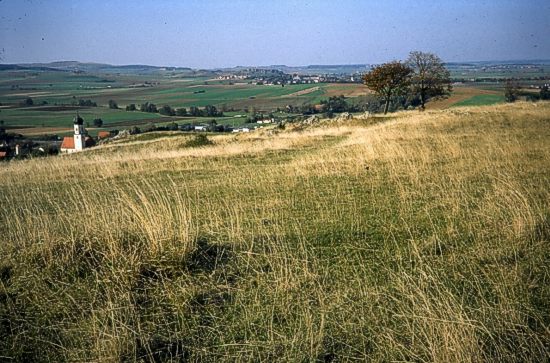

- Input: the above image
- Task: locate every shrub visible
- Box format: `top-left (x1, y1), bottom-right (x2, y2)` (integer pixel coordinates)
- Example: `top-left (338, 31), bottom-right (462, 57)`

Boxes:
top-left (108, 100), bottom-right (118, 109)
top-left (184, 134), bottom-right (213, 147)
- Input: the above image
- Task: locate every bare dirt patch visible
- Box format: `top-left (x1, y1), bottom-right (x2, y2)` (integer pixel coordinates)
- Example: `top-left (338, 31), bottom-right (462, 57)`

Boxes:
top-left (9, 127), bottom-right (72, 135)
top-left (6, 91), bottom-right (53, 97)
top-left (285, 86), bottom-right (320, 97)
top-left (22, 106), bottom-right (92, 112)
top-left (324, 84), bottom-right (369, 98)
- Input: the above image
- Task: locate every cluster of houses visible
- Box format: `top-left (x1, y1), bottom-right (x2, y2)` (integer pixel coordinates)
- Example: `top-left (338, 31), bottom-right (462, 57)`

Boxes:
top-left (188, 124), bottom-right (252, 133)
top-left (216, 74), bottom-right (248, 81)
top-left (0, 114), bottom-right (112, 160)
top-left (0, 112), bottom-right (276, 161)
top-left (0, 139), bottom-right (59, 160)
top-left (58, 115), bottom-right (111, 153)
top-left (256, 118), bottom-right (274, 124)
top-left (216, 68), bottom-right (361, 85)
top-left (232, 127), bottom-right (251, 133)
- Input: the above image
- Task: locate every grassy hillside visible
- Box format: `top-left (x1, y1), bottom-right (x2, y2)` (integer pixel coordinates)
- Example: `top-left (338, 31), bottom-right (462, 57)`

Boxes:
top-left (1, 102), bottom-right (549, 361)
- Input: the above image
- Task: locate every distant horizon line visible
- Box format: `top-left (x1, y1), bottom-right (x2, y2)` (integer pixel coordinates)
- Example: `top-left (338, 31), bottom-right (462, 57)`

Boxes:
top-left (3, 58), bottom-right (550, 70)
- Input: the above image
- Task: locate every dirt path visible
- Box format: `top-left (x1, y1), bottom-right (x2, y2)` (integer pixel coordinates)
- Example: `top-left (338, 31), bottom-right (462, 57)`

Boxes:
top-left (284, 86), bottom-right (320, 97)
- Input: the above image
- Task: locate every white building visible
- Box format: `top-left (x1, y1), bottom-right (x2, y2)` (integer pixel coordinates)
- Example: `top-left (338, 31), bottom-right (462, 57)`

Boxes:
top-left (256, 118), bottom-right (274, 124)
top-left (232, 127), bottom-right (251, 133)
top-left (61, 113), bottom-right (93, 153)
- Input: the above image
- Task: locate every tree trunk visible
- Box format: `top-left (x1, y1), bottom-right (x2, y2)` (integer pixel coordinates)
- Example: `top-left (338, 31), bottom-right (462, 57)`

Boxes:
top-left (420, 92), bottom-right (426, 110)
top-left (384, 98), bottom-right (390, 114)
top-left (420, 87), bottom-right (426, 110)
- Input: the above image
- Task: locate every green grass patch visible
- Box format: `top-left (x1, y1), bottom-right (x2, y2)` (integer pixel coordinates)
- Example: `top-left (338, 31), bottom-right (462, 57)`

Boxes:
top-left (452, 94), bottom-right (505, 107)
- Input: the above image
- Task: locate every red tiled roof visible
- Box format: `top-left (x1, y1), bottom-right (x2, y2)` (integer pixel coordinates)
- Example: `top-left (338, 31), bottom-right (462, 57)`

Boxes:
top-left (0, 151), bottom-right (7, 158)
top-left (98, 131), bottom-right (110, 139)
top-left (61, 136), bottom-right (75, 149)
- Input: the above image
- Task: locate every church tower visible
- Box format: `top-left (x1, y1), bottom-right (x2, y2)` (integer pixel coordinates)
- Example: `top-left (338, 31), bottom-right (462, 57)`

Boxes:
top-left (73, 113), bottom-right (86, 151)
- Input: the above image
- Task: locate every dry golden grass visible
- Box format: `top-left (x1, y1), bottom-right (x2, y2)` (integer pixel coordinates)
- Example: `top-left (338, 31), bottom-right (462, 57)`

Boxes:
top-left (1, 102), bottom-right (549, 361)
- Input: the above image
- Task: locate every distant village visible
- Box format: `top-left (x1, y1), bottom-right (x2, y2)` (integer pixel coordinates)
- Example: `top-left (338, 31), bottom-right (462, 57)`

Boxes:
top-left (0, 113), bottom-right (276, 161)
top-left (216, 68), bottom-right (361, 85)
top-left (0, 114), bottom-right (96, 160)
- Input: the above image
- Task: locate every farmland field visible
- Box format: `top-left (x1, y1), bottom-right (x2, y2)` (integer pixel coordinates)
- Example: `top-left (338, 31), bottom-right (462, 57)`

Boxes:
top-left (1, 62), bottom-right (548, 136)
top-left (0, 69), bottom-right (369, 135)
top-left (451, 93), bottom-right (505, 107)
top-left (426, 86), bottom-right (504, 109)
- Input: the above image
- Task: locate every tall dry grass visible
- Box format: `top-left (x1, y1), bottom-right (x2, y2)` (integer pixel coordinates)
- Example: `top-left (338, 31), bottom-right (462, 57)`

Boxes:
top-left (1, 102), bottom-right (549, 361)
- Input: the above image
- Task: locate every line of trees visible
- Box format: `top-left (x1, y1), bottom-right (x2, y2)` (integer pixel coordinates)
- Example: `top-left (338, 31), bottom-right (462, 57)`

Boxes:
top-left (140, 102), bottom-right (158, 113)
top-left (281, 95), bottom-right (364, 117)
top-left (504, 81), bottom-right (550, 103)
top-left (108, 100), bottom-right (118, 109)
top-left (124, 102), bottom-right (224, 117)
top-left (75, 99), bottom-right (98, 107)
top-left (363, 51), bottom-right (452, 114)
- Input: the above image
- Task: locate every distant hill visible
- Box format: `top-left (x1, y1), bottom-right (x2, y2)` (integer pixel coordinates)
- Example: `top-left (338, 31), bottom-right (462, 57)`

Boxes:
top-left (1, 61), bottom-right (194, 75)
top-left (0, 64), bottom-right (67, 72)
top-left (2, 59), bottom-right (549, 76)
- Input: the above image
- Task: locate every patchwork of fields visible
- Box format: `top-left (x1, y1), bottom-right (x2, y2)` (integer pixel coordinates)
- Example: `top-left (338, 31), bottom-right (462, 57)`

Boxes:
top-left (0, 69), bottom-right (370, 135)
top-left (0, 68), bottom-right (516, 136)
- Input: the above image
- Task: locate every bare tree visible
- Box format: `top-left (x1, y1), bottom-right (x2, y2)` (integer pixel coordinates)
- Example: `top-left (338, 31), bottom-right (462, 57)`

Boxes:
top-left (406, 51), bottom-right (452, 110)
top-left (362, 61), bottom-right (412, 114)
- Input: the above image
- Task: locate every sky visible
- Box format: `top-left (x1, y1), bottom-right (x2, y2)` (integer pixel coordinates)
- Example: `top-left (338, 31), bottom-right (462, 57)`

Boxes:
top-left (0, 0), bottom-right (549, 68)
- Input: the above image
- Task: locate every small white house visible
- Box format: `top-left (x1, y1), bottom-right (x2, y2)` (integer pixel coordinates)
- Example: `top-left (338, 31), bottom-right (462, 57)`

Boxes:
top-left (194, 125), bottom-right (207, 131)
top-left (232, 127), bottom-right (251, 133)
top-left (256, 118), bottom-right (274, 124)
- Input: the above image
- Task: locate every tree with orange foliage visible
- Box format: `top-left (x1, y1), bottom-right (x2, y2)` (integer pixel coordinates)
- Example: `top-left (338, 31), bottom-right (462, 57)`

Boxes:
top-left (363, 61), bottom-right (413, 114)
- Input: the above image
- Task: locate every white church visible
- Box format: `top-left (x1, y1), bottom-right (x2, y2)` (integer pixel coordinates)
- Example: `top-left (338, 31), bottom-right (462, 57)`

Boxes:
top-left (60, 113), bottom-right (95, 153)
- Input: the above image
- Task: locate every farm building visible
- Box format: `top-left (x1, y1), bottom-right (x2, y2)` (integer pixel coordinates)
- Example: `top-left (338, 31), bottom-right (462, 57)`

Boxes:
top-left (97, 131), bottom-right (111, 139)
top-left (256, 118), bottom-right (274, 124)
top-left (232, 127), bottom-right (251, 133)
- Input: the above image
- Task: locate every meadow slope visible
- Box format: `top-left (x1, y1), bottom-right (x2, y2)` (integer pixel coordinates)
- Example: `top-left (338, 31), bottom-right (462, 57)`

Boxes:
top-left (1, 102), bottom-right (549, 362)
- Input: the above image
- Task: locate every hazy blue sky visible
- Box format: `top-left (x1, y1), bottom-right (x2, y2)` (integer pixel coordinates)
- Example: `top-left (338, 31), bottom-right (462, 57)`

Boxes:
top-left (0, 0), bottom-right (548, 68)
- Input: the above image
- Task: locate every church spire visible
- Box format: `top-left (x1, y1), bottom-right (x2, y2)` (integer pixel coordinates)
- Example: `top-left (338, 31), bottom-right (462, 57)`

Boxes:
top-left (73, 112), bottom-right (84, 125)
